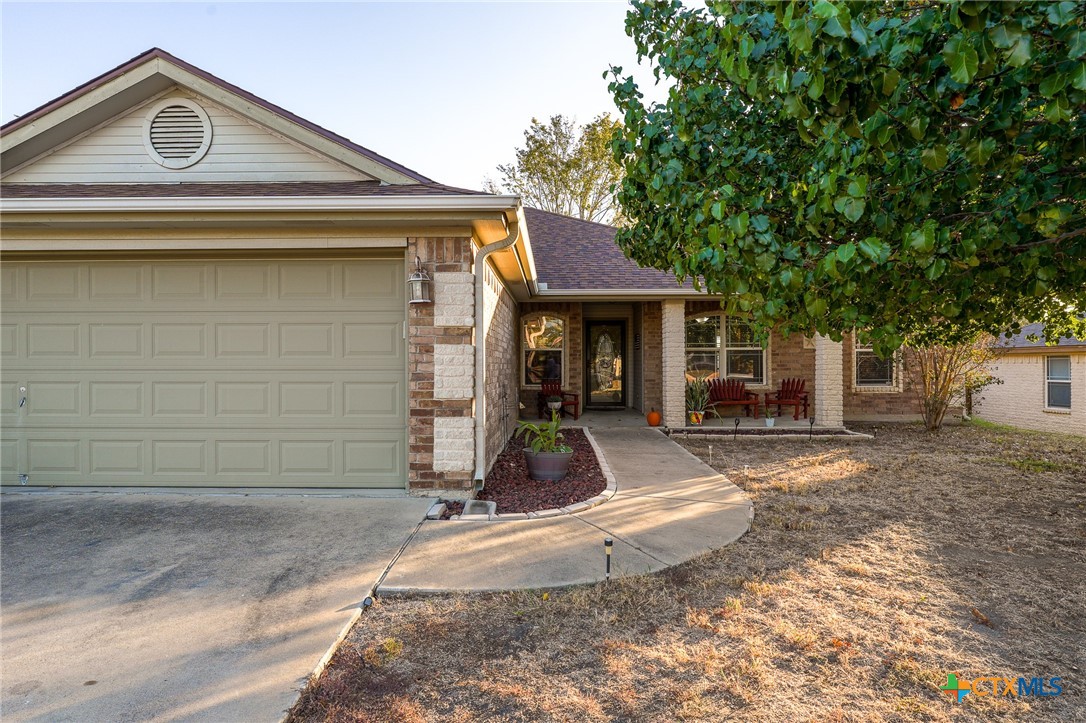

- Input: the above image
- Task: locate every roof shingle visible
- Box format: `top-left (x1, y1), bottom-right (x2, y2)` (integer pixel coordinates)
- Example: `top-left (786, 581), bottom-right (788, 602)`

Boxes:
top-left (524, 207), bottom-right (689, 292)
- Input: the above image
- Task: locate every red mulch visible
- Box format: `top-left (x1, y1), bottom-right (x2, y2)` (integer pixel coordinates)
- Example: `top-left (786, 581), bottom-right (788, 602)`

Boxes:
top-left (465, 427), bottom-right (606, 515)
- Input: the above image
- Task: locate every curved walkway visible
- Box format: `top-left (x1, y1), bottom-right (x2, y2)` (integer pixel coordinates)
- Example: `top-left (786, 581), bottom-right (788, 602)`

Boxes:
top-left (378, 427), bottom-right (753, 594)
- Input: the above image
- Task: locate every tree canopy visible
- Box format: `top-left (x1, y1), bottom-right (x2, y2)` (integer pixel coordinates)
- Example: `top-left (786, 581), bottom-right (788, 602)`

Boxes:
top-left (487, 114), bottom-right (624, 224)
top-left (609, 0), bottom-right (1085, 354)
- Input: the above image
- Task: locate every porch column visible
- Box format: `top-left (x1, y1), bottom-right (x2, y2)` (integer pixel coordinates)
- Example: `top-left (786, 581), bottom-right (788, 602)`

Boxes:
top-left (814, 333), bottom-right (844, 428)
top-left (661, 299), bottom-right (687, 427)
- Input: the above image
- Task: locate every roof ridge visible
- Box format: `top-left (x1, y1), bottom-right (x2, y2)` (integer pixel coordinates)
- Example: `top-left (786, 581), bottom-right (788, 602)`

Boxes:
top-left (525, 206), bottom-right (618, 231)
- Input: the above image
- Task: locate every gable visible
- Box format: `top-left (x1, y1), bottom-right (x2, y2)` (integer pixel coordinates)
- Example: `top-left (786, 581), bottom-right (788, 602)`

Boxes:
top-left (1, 48), bottom-right (430, 185)
top-left (3, 89), bottom-right (370, 185)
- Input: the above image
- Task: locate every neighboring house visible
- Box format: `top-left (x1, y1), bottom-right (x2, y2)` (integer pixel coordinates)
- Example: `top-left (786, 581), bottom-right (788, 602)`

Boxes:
top-left (0, 49), bottom-right (923, 494)
top-left (974, 324), bottom-right (1086, 436)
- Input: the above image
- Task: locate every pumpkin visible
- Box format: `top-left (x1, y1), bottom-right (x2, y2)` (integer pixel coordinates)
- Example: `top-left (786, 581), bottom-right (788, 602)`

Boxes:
top-left (646, 408), bottom-right (662, 427)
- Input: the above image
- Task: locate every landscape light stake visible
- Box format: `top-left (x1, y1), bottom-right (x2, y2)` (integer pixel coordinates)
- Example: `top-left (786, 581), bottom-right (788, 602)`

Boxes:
top-left (708, 444), bottom-right (713, 466)
top-left (604, 537), bottom-right (613, 581)
top-left (733, 417), bottom-right (740, 440)
top-left (809, 417), bottom-right (816, 441)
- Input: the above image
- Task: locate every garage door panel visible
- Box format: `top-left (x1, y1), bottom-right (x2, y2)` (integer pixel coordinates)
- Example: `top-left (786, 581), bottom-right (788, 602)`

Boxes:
top-left (2, 258), bottom-right (407, 488)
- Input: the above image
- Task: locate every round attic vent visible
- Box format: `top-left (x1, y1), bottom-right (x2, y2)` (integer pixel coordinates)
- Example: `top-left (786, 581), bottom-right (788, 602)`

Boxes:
top-left (142, 99), bottom-right (213, 169)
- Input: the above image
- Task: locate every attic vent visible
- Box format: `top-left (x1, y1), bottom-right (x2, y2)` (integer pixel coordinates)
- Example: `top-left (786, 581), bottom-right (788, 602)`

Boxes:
top-left (142, 99), bottom-right (213, 169)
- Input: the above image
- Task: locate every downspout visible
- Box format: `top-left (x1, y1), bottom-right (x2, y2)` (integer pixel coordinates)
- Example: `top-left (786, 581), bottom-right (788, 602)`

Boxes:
top-left (473, 210), bottom-right (521, 486)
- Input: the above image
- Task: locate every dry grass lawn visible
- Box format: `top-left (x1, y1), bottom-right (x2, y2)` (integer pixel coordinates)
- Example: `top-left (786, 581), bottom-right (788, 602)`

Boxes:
top-left (290, 422), bottom-right (1086, 722)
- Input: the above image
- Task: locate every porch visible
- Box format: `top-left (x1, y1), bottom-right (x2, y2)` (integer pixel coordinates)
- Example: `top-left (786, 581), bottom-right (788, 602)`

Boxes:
top-left (523, 409), bottom-right (841, 431)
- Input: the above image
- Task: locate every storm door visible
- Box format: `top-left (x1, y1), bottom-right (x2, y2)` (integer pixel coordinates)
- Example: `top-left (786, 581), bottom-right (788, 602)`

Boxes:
top-left (585, 320), bottom-right (626, 409)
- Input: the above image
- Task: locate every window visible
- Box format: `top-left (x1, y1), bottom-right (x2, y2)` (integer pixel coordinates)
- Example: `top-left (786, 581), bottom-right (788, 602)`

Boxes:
top-left (523, 314), bottom-right (565, 386)
top-left (855, 341), bottom-right (896, 387)
top-left (685, 315), bottom-right (765, 385)
top-left (1046, 356), bottom-right (1072, 409)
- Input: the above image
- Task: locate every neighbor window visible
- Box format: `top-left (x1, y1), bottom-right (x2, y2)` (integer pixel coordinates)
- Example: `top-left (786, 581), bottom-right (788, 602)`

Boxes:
top-left (1046, 356), bottom-right (1072, 409)
top-left (523, 314), bottom-right (565, 386)
top-left (855, 341), bottom-right (896, 387)
top-left (685, 315), bottom-right (765, 385)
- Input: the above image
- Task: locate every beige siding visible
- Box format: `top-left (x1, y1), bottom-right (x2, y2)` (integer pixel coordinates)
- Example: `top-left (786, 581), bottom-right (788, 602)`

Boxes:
top-left (4, 90), bottom-right (370, 184)
top-left (975, 352), bottom-right (1086, 436)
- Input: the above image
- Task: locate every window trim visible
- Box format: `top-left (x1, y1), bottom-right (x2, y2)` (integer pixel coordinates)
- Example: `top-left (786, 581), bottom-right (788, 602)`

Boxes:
top-left (521, 312), bottom-right (567, 388)
top-left (852, 335), bottom-right (903, 393)
top-left (684, 313), bottom-right (770, 388)
top-left (1044, 355), bottom-right (1072, 411)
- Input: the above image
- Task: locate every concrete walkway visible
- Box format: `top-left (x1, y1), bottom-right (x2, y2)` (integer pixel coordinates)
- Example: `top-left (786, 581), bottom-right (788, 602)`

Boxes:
top-left (379, 427), bottom-right (753, 593)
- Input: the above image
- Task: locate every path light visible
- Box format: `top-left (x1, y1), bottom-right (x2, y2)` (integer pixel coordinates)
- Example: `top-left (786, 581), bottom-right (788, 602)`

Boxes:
top-left (809, 417), bottom-right (816, 441)
top-left (733, 417), bottom-right (740, 440)
top-left (604, 537), bottom-right (613, 581)
top-left (407, 255), bottom-right (432, 304)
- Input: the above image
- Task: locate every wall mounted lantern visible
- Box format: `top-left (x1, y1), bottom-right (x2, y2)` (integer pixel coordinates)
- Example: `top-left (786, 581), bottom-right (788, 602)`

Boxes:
top-left (407, 255), bottom-right (432, 304)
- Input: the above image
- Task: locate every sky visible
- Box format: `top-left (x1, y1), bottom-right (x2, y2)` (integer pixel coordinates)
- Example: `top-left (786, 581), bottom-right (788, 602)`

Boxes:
top-left (0, 1), bottom-right (666, 189)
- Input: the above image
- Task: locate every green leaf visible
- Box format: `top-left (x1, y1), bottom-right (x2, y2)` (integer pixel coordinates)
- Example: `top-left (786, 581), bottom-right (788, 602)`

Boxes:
top-left (965, 137), bottom-right (996, 166)
top-left (837, 242), bottom-right (856, 263)
top-left (708, 224), bottom-right (721, 244)
top-left (943, 36), bottom-right (979, 84)
top-left (711, 201), bottom-right (724, 220)
top-left (847, 176), bottom-right (868, 198)
top-left (1046, 1), bottom-right (1078, 27)
top-left (1006, 35), bottom-right (1032, 67)
top-left (881, 69), bottom-right (900, 96)
top-left (808, 72), bottom-right (825, 99)
top-left (1072, 62), bottom-right (1086, 91)
top-left (858, 237), bottom-right (887, 262)
top-left (812, 1), bottom-right (838, 19)
top-left (921, 145), bottom-right (948, 171)
top-left (909, 226), bottom-right (936, 254)
top-left (729, 212), bottom-right (750, 236)
top-left (990, 23), bottom-right (1022, 50)
top-left (1039, 73), bottom-right (1068, 98)
top-left (823, 16), bottom-right (848, 38)
top-left (1069, 31), bottom-right (1086, 59)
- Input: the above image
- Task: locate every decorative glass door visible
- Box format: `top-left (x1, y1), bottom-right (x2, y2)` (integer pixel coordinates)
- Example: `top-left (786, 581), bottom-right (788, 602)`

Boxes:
top-left (586, 321), bottom-right (626, 408)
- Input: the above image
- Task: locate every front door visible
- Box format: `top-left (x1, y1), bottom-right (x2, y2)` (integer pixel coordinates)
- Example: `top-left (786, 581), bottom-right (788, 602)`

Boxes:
top-left (585, 320), bottom-right (626, 409)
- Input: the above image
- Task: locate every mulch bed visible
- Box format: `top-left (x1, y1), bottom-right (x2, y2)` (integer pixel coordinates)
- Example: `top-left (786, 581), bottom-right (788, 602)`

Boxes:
top-left (446, 427), bottom-right (606, 515)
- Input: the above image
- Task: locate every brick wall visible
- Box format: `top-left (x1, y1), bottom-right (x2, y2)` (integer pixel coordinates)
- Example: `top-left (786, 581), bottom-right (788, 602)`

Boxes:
top-left (482, 263), bottom-right (519, 473)
top-left (642, 302), bottom-right (663, 416)
top-left (842, 334), bottom-right (923, 419)
top-left (406, 237), bottom-right (475, 492)
top-left (517, 302), bottom-right (583, 415)
top-left (975, 352), bottom-right (1086, 435)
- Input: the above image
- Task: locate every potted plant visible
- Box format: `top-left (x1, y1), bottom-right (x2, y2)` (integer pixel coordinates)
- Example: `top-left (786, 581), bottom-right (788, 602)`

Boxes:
top-left (516, 411), bottom-right (574, 481)
top-left (686, 379), bottom-right (710, 426)
top-left (546, 395), bottom-right (563, 412)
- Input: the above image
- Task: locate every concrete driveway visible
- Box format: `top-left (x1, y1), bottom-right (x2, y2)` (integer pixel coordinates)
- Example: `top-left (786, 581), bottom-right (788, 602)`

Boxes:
top-left (1, 491), bottom-right (431, 722)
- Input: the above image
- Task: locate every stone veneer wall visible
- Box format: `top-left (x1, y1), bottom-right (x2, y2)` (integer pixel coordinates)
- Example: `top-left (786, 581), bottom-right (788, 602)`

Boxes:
top-left (406, 237), bottom-right (475, 492)
top-left (661, 300), bottom-right (687, 427)
top-left (517, 302), bottom-right (583, 415)
top-left (482, 263), bottom-right (519, 473)
top-left (974, 352), bottom-right (1085, 435)
top-left (641, 302), bottom-right (663, 416)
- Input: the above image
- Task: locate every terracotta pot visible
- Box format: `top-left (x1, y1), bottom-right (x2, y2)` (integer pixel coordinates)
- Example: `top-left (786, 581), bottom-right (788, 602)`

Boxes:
top-left (523, 448), bottom-right (573, 481)
top-left (646, 409), bottom-right (662, 427)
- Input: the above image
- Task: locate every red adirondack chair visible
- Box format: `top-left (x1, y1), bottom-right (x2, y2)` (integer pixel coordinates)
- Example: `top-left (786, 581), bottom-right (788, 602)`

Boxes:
top-left (537, 380), bottom-right (580, 420)
top-left (764, 378), bottom-right (810, 420)
top-left (706, 379), bottom-right (760, 419)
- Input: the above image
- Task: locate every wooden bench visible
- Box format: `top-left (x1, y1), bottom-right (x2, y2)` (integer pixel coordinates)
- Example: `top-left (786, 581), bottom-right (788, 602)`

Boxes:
top-left (764, 377), bottom-right (809, 420)
top-left (706, 379), bottom-right (760, 419)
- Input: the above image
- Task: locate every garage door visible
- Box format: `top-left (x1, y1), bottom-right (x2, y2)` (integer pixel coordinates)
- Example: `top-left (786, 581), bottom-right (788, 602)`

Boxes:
top-left (0, 258), bottom-right (407, 488)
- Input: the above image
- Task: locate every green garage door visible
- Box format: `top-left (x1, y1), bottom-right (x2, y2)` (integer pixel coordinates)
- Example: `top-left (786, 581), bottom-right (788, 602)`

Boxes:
top-left (0, 258), bottom-right (407, 488)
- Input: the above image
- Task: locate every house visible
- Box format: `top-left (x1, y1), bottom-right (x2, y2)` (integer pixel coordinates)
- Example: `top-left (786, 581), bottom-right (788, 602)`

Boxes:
top-left (974, 324), bottom-right (1086, 436)
top-left (0, 49), bottom-right (923, 494)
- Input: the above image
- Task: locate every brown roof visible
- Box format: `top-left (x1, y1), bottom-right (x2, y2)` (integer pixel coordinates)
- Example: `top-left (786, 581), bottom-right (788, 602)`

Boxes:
top-left (524, 207), bottom-right (689, 291)
top-left (0, 181), bottom-right (488, 199)
top-left (1, 48), bottom-right (434, 184)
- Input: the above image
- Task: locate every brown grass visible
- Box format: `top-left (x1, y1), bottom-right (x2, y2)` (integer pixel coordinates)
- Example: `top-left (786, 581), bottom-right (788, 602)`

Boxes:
top-left (288, 423), bottom-right (1086, 722)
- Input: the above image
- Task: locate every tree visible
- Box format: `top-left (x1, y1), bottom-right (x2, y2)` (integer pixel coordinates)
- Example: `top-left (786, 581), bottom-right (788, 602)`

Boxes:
top-left (487, 114), bottom-right (625, 224)
top-left (904, 335), bottom-right (1004, 430)
top-left (608, 0), bottom-right (1086, 356)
